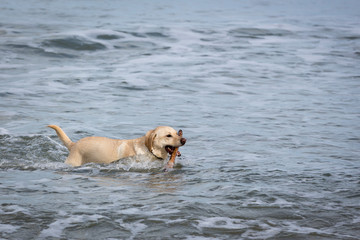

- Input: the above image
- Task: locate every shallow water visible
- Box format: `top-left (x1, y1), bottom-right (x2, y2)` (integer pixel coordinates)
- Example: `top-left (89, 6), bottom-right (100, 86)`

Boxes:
top-left (1, 0), bottom-right (360, 239)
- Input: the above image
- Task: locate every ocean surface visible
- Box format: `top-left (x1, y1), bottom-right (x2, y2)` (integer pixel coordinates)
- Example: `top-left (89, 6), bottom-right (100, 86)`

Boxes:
top-left (1, 0), bottom-right (360, 239)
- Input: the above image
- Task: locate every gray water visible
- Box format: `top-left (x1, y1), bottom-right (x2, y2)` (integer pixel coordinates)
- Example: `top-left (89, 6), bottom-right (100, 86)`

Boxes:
top-left (1, 0), bottom-right (360, 239)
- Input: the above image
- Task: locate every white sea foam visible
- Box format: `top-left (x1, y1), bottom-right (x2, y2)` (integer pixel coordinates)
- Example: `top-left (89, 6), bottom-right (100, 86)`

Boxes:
top-left (196, 217), bottom-right (247, 230)
top-left (0, 224), bottom-right (20, 234)
top-left (116, 219), bottom-right (147, 240)
top-left (352, 216), bottom-right (360, 224)
top-left (39, 217), bottom-right (78, 238)
top-left (118, 206), bottom-right (180, 216)
top-left (240, 219), bottom-right (335, 239)
top-left (186, 237), bottom-right (219, 240)
top-left (0, 127), bottom-right (9, 134)
top-left (150, 217), bottom-right (187, 224)
top-left (283, 221), bottom-right (333, 236)
top-left (109, 156), bottom-right (166, 171)
top-left (243, 229), bottom-right (281, 239)
top-left (39, 214), bottom-right (105, 239)
top-left (30, 178), bottom-right (52, 183)
top-left (1, 204), bottom-right (30, 215)
top-left (32, 162), bottom-right (70, 171)
top-left (242, 223), bottom-right (282, 239)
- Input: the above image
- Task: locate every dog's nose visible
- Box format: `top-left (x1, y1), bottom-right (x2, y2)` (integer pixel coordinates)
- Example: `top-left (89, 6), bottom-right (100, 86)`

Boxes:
top-left (180, 138), bottom-right (187, 145)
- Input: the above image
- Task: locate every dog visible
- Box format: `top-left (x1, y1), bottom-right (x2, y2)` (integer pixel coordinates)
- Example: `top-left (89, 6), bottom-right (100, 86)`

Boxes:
top-left (48, 125), bottom-right (186, 166)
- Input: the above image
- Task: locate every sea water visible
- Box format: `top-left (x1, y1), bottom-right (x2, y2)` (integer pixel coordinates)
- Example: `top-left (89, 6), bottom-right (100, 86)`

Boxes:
top-left (1, 0), bottom-right (360, 239)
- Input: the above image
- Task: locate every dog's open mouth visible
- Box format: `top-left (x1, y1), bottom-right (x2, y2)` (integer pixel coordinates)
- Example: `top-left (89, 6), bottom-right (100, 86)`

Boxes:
top-left (165, 145), bottom-right (176, 154)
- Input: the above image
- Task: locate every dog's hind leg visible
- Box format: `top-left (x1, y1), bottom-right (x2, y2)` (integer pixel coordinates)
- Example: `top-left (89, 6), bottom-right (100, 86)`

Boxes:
top-left (65, 150), bottom-right (83, 167)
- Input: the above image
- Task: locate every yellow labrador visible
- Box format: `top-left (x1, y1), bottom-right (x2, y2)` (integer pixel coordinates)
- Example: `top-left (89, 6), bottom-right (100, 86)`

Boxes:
top-left (48, 125), bottom-right (186, 166)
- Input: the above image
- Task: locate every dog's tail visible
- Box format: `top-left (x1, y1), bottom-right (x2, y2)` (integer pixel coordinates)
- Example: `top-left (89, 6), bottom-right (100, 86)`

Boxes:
top-left (47, 125), bottom-right (74, 151)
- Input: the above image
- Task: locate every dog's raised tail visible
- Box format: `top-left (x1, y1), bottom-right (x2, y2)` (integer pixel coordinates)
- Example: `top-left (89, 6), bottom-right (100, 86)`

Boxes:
top-left (47, 125), bottom-right (74, 150)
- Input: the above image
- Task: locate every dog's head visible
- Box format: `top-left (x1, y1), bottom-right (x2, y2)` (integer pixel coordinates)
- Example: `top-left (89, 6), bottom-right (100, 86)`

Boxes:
top-left (145, 126), bottom-right (186, 159)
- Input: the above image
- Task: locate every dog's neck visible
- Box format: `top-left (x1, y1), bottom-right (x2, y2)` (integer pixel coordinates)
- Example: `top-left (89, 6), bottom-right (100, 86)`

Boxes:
top-left (150, 150), bottom-right (164, 160)
top-left (140, 135), bottom-right (167, 160)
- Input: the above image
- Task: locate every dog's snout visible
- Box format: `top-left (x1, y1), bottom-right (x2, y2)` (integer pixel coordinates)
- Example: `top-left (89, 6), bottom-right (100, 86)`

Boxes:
top-left (180, 137), bottom-right (186, 145)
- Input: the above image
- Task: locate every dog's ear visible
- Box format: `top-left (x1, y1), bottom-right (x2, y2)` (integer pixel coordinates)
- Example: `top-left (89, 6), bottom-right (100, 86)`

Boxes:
top-left (145, 129), bottom-right (156, 152)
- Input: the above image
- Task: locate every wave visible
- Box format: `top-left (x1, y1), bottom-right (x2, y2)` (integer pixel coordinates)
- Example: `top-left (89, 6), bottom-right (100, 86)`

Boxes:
top-left (42, 36), bottom-right (107, 51)
top-left (2, 26), bottom-right (297, 62)
top-left (228, 27), bottom-right (293, 39)
top-left (5, 44), bottom-right (77, 58)
top-left (119, 30), bottom-right (171, 39)
top-left (41, 28), bottom-right (173, 53)
top-left (1, 28), bottom-right (174, 60)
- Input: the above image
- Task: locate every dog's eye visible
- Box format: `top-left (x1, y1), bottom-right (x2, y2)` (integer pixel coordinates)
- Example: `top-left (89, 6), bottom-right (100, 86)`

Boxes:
top-left (166, 134), bottom-right (172, 138)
